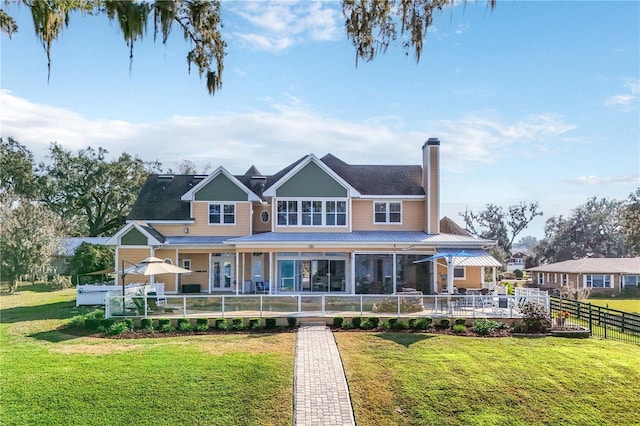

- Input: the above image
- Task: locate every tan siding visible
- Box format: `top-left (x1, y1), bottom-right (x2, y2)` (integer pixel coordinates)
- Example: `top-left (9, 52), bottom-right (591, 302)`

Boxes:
top-left (177, 253), bottom-right (210, 292)
top-left (252, 204), bottom-right (272, 234)
top-left (117, 247), bottom-right (151, 285)
top-left (179, 201), bottom-right (251, 236)
top-left (352, 199), bottom-right (425, 231)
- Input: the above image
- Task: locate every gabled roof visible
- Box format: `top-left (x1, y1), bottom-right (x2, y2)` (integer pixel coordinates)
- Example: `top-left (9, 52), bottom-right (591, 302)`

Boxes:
top-left (262, 154), bottom-right (361, 198)
top-left (105, 222), bottom-right (165, 246)
top-left (320, 154), bottom-right (424, 196)
top-left (528, 258), bottom-right (640, 274)
top-left (180, 166), bottom-right (261, 202)
top-left (439, 216), bottom-right (470, 236)
top-left (128, 153), bottom-right (426, 221)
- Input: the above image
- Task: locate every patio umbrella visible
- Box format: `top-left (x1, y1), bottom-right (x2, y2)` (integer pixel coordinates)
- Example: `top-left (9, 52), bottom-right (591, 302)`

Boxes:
top-left (414, 251), bottom-right (481, 293)
top-left (120, 257), bottom-right (191, 296)
top-left (128, 256), bottom-right (192, 276)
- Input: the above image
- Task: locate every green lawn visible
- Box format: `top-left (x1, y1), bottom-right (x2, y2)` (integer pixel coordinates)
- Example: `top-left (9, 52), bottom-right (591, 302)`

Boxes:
top-left (3, 284), bottom-right (640, 426)
top-left (0, 284), bottom-right (295, 426)
top-left (335, 333), bottom-right (640, 426)
top-left (585, 298), bottom-right (640, 314)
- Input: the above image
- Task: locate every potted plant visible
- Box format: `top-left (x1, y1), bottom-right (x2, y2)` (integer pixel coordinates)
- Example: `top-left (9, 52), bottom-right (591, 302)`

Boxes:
top-left (556, 310), bottom-right (570, 327)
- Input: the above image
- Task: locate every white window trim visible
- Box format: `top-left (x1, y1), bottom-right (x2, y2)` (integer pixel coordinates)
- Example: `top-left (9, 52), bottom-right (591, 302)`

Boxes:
top-left (373, 201), bottom-right (403, 225)
top-left (182, 259), bottom-right (191, 270)
top-left (208, 202), bottom-right (236, 226)
top-left (275, 198), bottom-right (348, 228)
top-left (584, 274), bottom-right (612, 288)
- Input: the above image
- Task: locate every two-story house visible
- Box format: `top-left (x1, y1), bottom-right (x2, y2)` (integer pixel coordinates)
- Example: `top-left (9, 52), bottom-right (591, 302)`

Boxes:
top-left (107, 138), bottom-right (498, 295)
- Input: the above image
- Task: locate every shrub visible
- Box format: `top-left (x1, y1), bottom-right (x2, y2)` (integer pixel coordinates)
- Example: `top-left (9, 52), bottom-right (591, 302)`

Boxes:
top-left (265, 318), bottom-right (277, 330)
top-left (368, 317), bottom-right (380, 328)
top-left (408, 318), bottom-right (417, 329)
top-left (140, 318), bottom-right (154, 331)
top-left (333, 317), bottom-right (344, 328)
top-left (415, 318), bottom-right (433, 330)
top-left (96, 325), bottom-right (106, 333)
top-left (84, 318), bottom-right (100, 330)
top-left (122, 318), bottom-right (134, 331)
top-left (392, 320), bottom-right (408, 330)
top-left (454, 318), bottom-right (466, 326)
top-left (215, 319), bottom-right (228, 331)
top-left (157, 318), bottom-right (174, 332)
top-left (100, 319), bottom-right (116, 329)
top-left (360, 320), bottom-right (375, 330)
top-left (387, 318), bottom-right (398, 328)
top-left (177, 318), bottom-right (193, 332)
top-left (437, 318), bottom-right (450, 329)
top-left (106, 321), bottom-right (129, 336)
top-left (472, 318), bottom-right (502, 336)
top-left (351, 317), bottom-right (362, 329)
top-left (341, 322), bottom-right (354, 330)
top-left (287, 317), bottom-right (297, 328)
top-left (520, 301), bottom-right (552, 333)
top-left (248, 318), bottom-right (261, 330)
top-left (453, 324), bottom-right (467, 334)
top-left (50, 274), bottom-right (72, 290)
top-left (232, 318), bottom-right (244, 331)
top-left (195, 318), bottom-right (209, 331)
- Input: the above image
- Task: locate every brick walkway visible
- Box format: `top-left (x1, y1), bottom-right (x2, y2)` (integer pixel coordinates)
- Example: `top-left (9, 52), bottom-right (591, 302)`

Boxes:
top-left (294, 324), bottom-right (356, 426)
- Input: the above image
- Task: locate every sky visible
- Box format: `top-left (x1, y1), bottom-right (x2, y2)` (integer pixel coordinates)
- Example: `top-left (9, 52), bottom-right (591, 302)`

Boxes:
top-left (1, 1), bottom-right (639, 240)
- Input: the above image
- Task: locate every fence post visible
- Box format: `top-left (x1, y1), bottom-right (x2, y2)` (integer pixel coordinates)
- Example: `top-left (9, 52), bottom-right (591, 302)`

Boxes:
top-left (298, 295), bottom-right (302, 314)
top-left (260, 296), bottom-right (263, 318)
top-left (603, 309), bottom-right (607, 339)
top-left (397, 296), bottom-right (401, 318)
top-left (588, 303), bottom-right (593, 336)
top-left (322, 295), bottom-right (325, 316)
top-left (221, 296), bottom-right (225, 319)
top-left (621, 312), bottom-right (625, 334)
top-left (360, 295), bottom-right (363, 317)
top-left (183, 296), bottom-right (187, 318)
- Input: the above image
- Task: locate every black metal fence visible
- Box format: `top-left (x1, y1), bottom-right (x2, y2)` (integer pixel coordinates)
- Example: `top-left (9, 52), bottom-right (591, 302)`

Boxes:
top-left (550, 296), bottom-right (640, 345)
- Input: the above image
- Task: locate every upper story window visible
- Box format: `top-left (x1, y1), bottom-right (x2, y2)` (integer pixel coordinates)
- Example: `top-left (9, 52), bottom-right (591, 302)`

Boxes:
top-left (277, 199), bottom-right (347, 227)
top-left (209, 203), bottom-right (235, 225)
top-left (374, 201), bottom-right (402, 224)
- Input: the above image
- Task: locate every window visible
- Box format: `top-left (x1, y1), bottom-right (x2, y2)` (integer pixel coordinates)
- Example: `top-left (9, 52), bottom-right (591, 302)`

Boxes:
top-left (453, 267), bottom-right (465, 279)
top-left (301, 201), bottom-right (322, 225)
top-left (209, 203), bottom-right (235, 225)
top-left (586, 274), bottom-right (611, 288)
top-left (374, 202), bottom-right (402, 224)
top-left (277, 199), bottom-right (347, 227)
top-left (325, 201), bottom-right (347, 226)
top-left (182, 259), bottom-right (191, 270)
top-left (623, 276), bottom-right (639, 287)
top-left (277, 201), bottom-right (298, 225)
top-left (562, 274), bottom-right (568, 286)
top-left (260, 210), bottom-right (270, 223)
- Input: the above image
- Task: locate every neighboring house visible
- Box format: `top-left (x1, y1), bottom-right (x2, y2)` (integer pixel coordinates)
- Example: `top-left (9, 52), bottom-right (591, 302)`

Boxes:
top-left (527, 258), bottom-right (640, 294)
top-left (107, 139), bottom-right (499, 295)
top-left (51, 237), bottom-right (110, 275)
top-left (507, 252), bottom-right (528, 272)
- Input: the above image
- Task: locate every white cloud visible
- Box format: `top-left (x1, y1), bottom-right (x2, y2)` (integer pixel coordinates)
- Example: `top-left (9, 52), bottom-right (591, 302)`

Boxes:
top-left (1, 91), bottom-right (582, 176)
top-left (428, 112), bottom-right (577, 171)
top-left (604, 78), bottom-right (639, 111)
top-left (227, 1), bottom-right (341, 52)
top-left (571, 175), bottom-right (640, 185)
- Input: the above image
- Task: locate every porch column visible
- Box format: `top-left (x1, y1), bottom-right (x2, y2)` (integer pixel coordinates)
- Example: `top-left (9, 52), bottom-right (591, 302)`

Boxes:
top-left (235, 253), bottom-right (240, 295)
top-left (269, 252), bottom-right (274, 295)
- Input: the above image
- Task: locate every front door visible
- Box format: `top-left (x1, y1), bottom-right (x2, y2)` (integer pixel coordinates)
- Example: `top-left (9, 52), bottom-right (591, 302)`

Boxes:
top-left (210, 254), bottom-right (233, 292)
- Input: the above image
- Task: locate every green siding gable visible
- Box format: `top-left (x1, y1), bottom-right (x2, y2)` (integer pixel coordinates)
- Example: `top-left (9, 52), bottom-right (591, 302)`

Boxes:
top-left (276, 162), bottom-right (347, 197)
top-left (121, 228), bottom-right (148, 246)
top-left (194, 174), bottom-right (248, 201)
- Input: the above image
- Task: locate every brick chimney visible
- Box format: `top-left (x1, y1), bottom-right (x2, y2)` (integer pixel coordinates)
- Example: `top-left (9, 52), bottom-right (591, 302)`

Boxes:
top-left (422, 138), bottom-right (440, 234)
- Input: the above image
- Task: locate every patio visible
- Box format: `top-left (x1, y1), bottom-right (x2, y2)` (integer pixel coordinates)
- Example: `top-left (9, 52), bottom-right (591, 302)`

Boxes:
top-left (105, 290), bottom-right (549, 320)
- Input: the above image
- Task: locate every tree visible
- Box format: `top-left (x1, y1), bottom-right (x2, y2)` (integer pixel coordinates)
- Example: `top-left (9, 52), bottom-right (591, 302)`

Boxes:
top-left (65, 242), bottom-right (115, 283)
top-left (2, 1), bottom-right (494, 94)
top-left (460, 202), bottom-right (543, 256)
top-left (39, 143), bottom-right (160, 236)
top-left (343, 0), bottom-right (495, 64)
top-left (619, 188), bottom-right (640, 256)
top-left (0, 195), bottom-right (66, 293)
top-left (166, 159), bottom-right (212, 175)
top-left (531, 196), bottom-right (629, 264)
top-left (513, 235), bottom-right (539, 252)
top-left (0, 137), bottom-right (38, 200)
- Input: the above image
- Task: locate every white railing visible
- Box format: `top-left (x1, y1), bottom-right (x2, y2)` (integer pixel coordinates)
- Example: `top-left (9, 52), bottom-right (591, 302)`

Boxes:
top-left (105, 294), bottom-right (546, 319)
top-left (514, 287), bottom-right (549, 311)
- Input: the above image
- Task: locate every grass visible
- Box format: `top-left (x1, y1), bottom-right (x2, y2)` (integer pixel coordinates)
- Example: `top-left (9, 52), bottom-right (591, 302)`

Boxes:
top-left (0, 283), bottom-right (295, 426)
top-left (584, 298), bottom-right (640, 314)
top-left (4, 283), bottom-right (640, 425)
top-left (335, 332), bottom-right (640, 426)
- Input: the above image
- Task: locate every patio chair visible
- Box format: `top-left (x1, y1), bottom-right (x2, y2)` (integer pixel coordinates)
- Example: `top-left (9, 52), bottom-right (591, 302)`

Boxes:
top-left (255, 281), bottom-right (270, 294)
